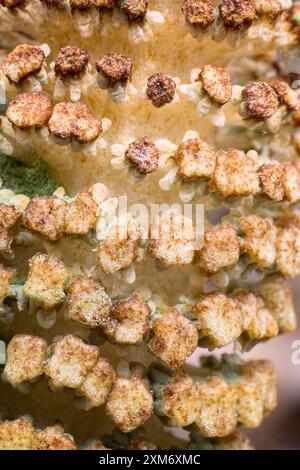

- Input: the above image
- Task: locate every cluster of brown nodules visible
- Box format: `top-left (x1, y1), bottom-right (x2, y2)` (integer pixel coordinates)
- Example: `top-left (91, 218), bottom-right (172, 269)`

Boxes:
top-left (173, 139), bottom-right (300, 202)
top-left (1, 43), bottom-right (180, 107)
top-left (4, 43), bottom-right (300, 117)
top-left (0, 192), bottom-right (98, 255)
top-left (0, 1), bottom-right (299, 453)
top-left (180, 70), bottom-right (299, 125)
top-left (4, 91), bottom-right (102, 143)
top-left (0, 251), bottom-right (296, 367)
top-left (0, 415), bottom-right (254, 450)
top-left (0, 0), bottom-right (150, 30)
top-left (240, 81), bottom-right (298, 121)
top-left (37, 0), bottom-right (149, 21)
top-left (3, 183), bottom-right (300, 280)
top-left (2, 334), bottom-right (153, 432)
top-left (68, 0), bottom-right (148, 21)
top-left (3, 187), bottom-right (300, 279)
top-left (48, 102), bottom-right (102, 143)
top-left (0, 331), bottom-right (277, 438)
top-left (1, 0), bottom-right (291, 33)
top-left (148, 208), bottom-right (300, 280)
top-left (182, 0), bottom-right (291, 30)
top-left (150, 355), bottom-right (277, 435)
top-left (24, 191), bottom-right (98, 241)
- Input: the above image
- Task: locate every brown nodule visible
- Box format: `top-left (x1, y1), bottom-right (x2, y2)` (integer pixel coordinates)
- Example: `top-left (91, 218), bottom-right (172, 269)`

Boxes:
top-left (6, 92), bottom-right (53, 128)
top-left (182, 0), bottom-right (215, 27)
top-left (126, 137), bottom-right (159, 174)
top-left (120, 0), bottom-right (148, 22)
top-left (219, 0), bottom-right (256, 28)
top-left (54, 46), bottom-right (89, 79)
top-left (146, 73), bottom-right (176, 108)
top-left (95, 53), bottom-right (133, 86)
top-left (241, 82), bottom-right (279, 121)
top-left (199, 65), bottom-right (232, 105)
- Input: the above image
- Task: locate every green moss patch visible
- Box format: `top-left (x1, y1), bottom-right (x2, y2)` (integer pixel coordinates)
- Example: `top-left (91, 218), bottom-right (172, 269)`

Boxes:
top-left (0, 154), bottom-right (59, 198)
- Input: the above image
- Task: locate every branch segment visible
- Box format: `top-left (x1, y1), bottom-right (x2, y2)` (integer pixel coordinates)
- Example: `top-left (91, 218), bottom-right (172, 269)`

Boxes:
top-left (0, 0), bottom-right (294, 49)
top-left (0, 332), bottom-right (277, 437)
top-left (150, 354), bottom-right (276, 437)
top-left (0, 254), bottom-right (296, 366)
top-left (0, 415), bottom-right (253, 450)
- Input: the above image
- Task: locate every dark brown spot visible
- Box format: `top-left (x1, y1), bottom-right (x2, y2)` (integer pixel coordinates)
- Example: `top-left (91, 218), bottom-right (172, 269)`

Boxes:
top-left (146, 73), bottom-right (176, 108)
top-left (126, 137), bottom-right (159, 174)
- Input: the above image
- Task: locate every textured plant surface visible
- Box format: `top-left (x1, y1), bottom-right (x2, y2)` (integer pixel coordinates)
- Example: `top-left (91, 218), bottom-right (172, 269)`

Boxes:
top-left (0, 0), bottom-right (299, 450)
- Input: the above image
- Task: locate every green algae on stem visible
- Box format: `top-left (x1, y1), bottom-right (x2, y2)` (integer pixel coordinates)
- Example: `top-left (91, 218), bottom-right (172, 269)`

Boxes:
top-left (0, 154), bottom-right (59, 198)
